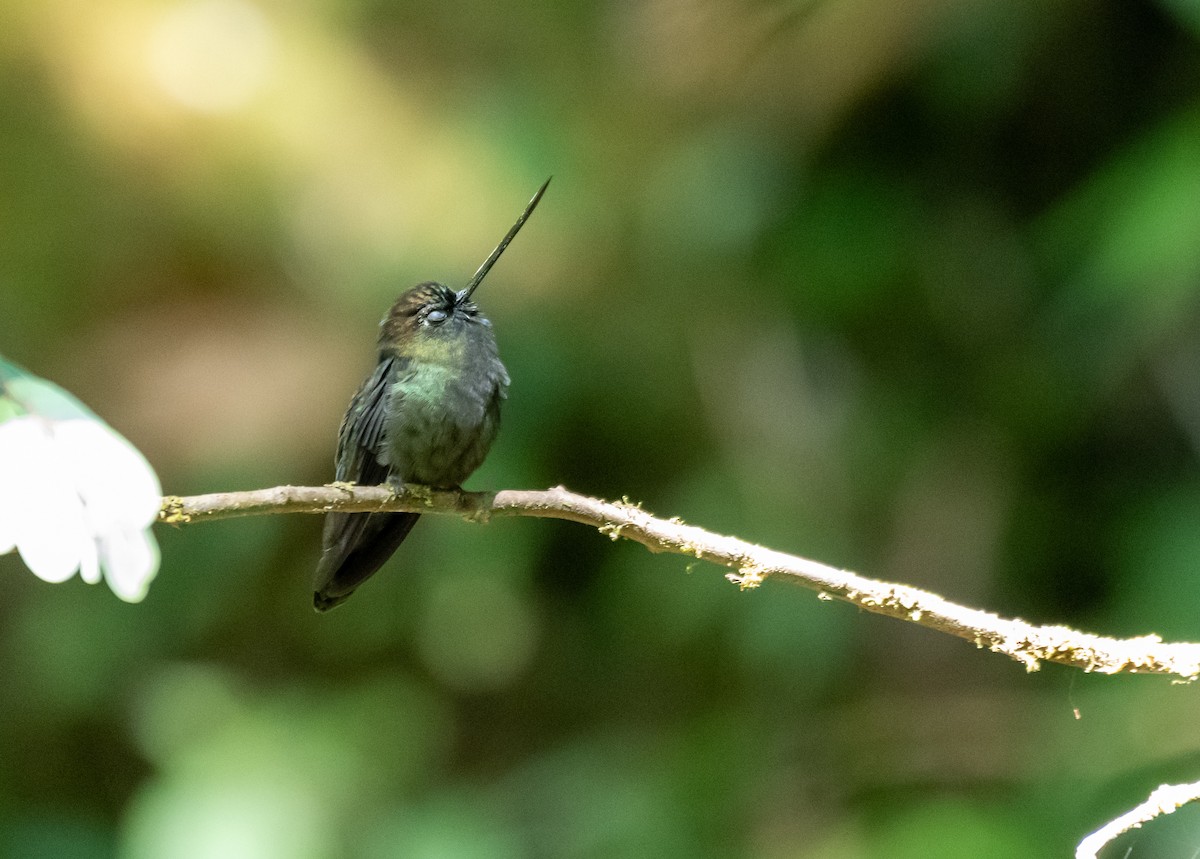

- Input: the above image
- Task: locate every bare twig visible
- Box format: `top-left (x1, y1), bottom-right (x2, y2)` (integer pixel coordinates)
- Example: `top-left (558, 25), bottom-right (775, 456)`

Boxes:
top-left (1077, 780), bottom-right (1200, 858)
top-left (159, 483), bottom-right (1200, 680)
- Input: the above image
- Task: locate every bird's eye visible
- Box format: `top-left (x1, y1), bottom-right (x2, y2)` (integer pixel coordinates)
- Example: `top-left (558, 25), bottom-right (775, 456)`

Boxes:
top-left (426, 310), bottom-right (448, 325)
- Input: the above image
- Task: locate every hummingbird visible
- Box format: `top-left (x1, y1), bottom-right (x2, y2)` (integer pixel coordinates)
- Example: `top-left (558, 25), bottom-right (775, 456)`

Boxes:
top-left (313, 179), bottom-right (549, 611)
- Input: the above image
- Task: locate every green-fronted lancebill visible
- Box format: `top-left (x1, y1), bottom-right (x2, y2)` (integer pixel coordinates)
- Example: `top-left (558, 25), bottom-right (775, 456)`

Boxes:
top-left (314, 179), bottom-right (549, 611)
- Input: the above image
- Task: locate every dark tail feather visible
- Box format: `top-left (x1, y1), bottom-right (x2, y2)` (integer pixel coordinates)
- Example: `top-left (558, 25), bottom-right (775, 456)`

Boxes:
top-left (313, 512), bottom-right (420, 611)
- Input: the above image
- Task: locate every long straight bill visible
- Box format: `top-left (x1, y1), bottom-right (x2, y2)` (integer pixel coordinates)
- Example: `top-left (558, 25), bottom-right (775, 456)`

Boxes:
top-left (459, 177), bottom-right (551, 302)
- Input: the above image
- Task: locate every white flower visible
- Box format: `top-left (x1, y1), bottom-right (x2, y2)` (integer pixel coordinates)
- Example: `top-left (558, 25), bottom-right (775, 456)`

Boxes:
top-left (0, 365), bottom-right (161, 602)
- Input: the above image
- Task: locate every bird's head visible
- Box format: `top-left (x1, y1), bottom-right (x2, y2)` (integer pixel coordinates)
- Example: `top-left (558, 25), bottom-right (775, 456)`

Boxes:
top-left (378, 178), bottom-right (550, 360)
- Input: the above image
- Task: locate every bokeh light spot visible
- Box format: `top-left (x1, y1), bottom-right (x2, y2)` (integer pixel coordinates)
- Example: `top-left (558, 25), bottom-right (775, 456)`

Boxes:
top-left (147, 0), bottom-right (276, 114)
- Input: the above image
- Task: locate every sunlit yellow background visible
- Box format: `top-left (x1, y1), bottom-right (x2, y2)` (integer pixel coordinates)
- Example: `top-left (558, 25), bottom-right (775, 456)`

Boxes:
top-left (4, 0), bottom-right (1200, 856)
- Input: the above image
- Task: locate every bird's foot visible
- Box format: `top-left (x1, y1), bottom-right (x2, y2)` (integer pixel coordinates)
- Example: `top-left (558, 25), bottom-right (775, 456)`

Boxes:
top-left (408, 483), bottom-right (436, 507)
top-left (383, 477), bottom-right (434, 505)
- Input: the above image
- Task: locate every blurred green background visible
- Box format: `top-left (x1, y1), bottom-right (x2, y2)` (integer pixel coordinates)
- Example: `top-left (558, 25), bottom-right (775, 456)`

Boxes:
top-left (3, 0), bottom-right (1200, 856)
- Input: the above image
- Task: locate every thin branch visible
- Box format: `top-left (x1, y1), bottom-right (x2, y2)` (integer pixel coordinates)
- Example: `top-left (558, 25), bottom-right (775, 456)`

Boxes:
top-left (160, 483), bottom-right (1200, 680)
top-left (1077, 780), bottom-right (1200, 859)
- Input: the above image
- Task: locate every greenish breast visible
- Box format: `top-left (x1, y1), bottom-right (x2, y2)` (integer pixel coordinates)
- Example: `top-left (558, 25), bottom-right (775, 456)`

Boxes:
top-left (382, 358), bottom-right (505, 487)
